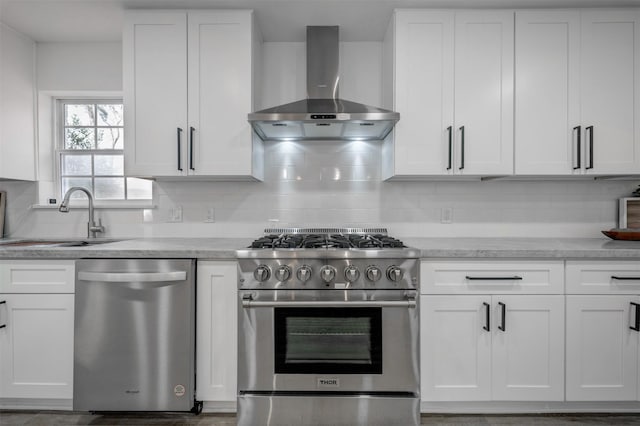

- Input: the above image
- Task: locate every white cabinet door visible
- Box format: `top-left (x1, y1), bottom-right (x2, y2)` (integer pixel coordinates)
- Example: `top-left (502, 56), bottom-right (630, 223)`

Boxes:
top-left (392, 10), bottom-right (455, 176)
top-left (188, 11), bottom-right (254, 176)
top-left (581, 10), bottom-right (640, 175)
top-left (123, 11), bottom-right (188, 177)
top-left (491, 295), bottom-right (565, 401)
top-left (515, 9), bottom-right (640, 176)
top-left (454, 11), bottom-right (514, 176)
top-left (0, 23), bottom-right (36, 181)
top-left (515, 11), bottom-right (581, 175)
top-left (566, 295), bottom-right (639, 401)
top-left (421, 295), bottom-right (492, 401)
top-left (0, 294), bottom-right (74, 399)
top-left (385, 10), bottom-right (513, 178)
top-left (422, 294), bottom-right (564, 402)
top-left (124, 10), bottom-right (261, 179)
top-left (196, 261), bottom-right (237, 402)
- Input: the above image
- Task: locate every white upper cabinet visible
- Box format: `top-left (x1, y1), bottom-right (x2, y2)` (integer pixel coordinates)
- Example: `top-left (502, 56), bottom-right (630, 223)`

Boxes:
top-left (454, 12), bottom-right (514, 176)
top-left (383, 10), bottom-right (514, 179)
top-left (123, 11), bottom-right (187, 177)
top-left (515, 9), bottom-right (640, 175)
top-left (515, 11), bottom-right (580, 175)
top-left (188, 12), bottom-right (258, 177)
top-left (387, 11), bottom-right (454, 176)
top-left (581, 10), bottom-right (640, 175)
top-left (0, 23), bottom-right (36, 181)
top-left (123, 10), bottom-right (263, 179)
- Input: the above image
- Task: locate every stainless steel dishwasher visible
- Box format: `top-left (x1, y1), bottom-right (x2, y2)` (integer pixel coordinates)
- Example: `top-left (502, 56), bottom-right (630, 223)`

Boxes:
top-left (74, 259), bottom-right (200, 412)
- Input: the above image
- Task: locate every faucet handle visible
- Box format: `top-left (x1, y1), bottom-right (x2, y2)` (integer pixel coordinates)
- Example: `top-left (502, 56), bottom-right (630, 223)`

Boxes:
top-left (89, 218), bottom-right (105, 238)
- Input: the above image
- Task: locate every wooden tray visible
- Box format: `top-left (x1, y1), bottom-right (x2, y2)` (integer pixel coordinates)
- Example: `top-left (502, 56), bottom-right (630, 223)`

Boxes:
top-left (602, 229), bottom-right (640, 241)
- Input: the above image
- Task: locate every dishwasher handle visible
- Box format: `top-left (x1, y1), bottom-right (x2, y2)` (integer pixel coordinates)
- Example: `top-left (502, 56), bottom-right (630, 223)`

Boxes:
top-left (78, 271), bottom-right (187, 282)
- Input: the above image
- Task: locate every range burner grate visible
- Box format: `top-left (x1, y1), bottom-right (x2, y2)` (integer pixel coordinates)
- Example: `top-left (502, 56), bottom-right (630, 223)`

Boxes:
top-left (248, 229), bottom-right (406, 249)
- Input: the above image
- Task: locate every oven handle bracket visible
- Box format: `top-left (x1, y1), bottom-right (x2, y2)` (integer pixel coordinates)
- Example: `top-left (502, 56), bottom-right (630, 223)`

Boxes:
top-left (241, 299), bottom-right (417, 308)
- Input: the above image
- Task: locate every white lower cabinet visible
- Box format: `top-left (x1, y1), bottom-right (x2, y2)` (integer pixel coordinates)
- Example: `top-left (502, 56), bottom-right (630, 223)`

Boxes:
top-left (196, 261), bottom-right (237, 405)
top-left (421, 294), bottom-right (564, 401)
top-left (0, 259), bottom-right (75, 402)
top-left (491, 295), bottom-right (564, 401)
top-left (420, 260), bottom-right (565, 403)
top-left (0, 294), bottom-right (74, 399)
top-left (565, 260), bottom-right (640, 401)
top-left (566, 295), bottom-right (639, 401)
top-left (421, 295), bottom-right (491, 401)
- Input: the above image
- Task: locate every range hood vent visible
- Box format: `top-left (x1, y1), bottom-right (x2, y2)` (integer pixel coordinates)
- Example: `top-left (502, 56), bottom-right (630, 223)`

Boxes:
top-left (248, 26), bottom-right (399, 141)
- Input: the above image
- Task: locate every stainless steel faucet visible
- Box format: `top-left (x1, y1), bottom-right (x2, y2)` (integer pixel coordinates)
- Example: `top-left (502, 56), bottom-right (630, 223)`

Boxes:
top-left (59, 187), bottom-right (105, 238)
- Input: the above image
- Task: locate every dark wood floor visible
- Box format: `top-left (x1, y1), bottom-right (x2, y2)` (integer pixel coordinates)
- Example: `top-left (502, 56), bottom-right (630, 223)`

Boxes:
top-left (2, 411), bottom-right (640, 425)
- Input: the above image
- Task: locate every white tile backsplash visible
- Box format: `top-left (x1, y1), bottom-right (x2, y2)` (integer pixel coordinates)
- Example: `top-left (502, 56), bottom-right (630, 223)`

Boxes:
top-left (3, 136), bottom-right (637, 239)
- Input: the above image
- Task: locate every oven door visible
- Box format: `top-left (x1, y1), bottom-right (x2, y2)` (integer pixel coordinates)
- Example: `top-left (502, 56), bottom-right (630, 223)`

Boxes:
top-left (238, 289), bottom-right (419, 394)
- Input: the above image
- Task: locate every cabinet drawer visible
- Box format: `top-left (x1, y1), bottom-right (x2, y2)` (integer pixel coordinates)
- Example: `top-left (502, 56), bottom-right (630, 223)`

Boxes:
top-left (0, 260), bottom-right (75, 293)
top-left (566, 261), bottom-right (640, 294)
top-left (421, 260), bottom-right (564, 294)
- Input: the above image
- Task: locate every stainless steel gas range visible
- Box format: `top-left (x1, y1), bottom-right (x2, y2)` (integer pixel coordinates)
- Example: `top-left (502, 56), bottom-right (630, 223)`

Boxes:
top-left (236, 228), bottom-right (420, 426)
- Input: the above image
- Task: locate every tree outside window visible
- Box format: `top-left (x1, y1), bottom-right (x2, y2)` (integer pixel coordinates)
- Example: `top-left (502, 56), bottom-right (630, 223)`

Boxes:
top-left (59, 100), bottom-right (152, 201)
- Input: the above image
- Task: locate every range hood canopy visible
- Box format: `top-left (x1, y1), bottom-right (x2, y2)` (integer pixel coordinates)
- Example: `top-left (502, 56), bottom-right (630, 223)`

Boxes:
top-left (248, 26), bottom-right (399, 141)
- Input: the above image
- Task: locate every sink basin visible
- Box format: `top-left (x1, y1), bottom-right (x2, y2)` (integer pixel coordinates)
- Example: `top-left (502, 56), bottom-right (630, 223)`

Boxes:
top-left (0, 239), bottom-right (122, 247)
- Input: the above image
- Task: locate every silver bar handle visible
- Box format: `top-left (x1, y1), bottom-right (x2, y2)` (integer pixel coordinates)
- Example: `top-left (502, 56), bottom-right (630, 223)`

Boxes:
top-left (242, 299), bottom-right (417, 309)
top-left (78, 271), bottom-right (187, 282)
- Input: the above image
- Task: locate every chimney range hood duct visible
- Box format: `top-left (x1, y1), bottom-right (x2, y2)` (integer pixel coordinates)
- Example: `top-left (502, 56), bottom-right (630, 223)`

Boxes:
top-left (248, 26), bottom-right (399, 141)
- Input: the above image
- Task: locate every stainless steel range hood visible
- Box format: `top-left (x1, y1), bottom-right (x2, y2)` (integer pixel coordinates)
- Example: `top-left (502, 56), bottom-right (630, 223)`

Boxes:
top-left (248, 26), bottom-right (399, 141)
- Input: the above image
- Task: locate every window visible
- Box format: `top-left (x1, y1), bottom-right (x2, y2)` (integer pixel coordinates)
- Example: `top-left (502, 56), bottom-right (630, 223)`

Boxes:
top-left (57, 99), bottom-right (152, 201)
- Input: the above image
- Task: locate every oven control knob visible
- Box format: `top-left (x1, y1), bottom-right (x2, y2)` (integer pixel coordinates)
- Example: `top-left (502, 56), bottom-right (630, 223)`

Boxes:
top-left (254, 265), bottom-right (271, 282)
top-left (275, 265), bottom-right (292, 282)
top-left (320, 265), bottom-right (337, 283)
top-left (296, 265), bottom-right (313, 282)
top-left (365, 266), bottom-right (382, 282)
top-left (386, 265), bottom-right (404, 282)
top-left (344, 265), bottom-right (360, 282)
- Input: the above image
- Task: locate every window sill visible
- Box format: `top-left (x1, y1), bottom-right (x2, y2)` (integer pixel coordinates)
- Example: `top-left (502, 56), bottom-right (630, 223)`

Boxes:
top-left (32, 203), bottom-right (156, 210)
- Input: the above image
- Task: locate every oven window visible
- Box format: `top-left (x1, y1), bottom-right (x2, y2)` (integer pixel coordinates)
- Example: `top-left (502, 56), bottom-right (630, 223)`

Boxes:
top-left (274, 307), bottom-right (382, 374)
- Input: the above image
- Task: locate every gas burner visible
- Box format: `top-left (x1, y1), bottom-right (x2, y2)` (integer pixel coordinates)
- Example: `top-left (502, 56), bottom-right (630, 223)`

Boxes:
top-left (347, 233), bottom-right (406, 248)
top-left (250, 235), bottom-right (279, 248)
top-left (279, 234), bottom-right (303, 248)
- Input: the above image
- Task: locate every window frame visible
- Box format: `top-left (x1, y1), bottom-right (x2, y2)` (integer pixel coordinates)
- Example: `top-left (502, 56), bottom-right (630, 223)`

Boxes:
top-left (54, 97), bottom-right (152, 205)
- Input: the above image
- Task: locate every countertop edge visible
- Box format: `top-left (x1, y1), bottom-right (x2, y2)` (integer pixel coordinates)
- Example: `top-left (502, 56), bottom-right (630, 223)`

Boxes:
top-left (2, 237), bottom-right (640, 259)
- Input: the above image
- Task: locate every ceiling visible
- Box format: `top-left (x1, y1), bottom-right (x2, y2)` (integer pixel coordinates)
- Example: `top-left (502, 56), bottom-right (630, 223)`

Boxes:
top-left (2, 0), bottom-right (640, 43)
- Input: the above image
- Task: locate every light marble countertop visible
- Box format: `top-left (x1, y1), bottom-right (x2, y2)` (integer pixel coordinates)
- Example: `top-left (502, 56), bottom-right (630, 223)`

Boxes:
top-left (1, 237), bottom-right (640, 259)
top-left (403, 237), bottom-right (640, 259)
top-left (0, 237), bottom-right (252, 259)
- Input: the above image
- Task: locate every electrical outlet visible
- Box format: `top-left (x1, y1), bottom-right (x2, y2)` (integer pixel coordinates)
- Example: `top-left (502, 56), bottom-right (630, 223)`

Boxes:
top-left (441, 207), bottom-right (453, 224)
top-left (205, 208), bottom-right (215, 223)
top-left (168, 205), bottom-right (183, 222)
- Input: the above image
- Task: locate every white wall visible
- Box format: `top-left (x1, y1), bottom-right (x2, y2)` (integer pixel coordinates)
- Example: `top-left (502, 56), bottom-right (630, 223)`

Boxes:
top-left (37, 42), bottom-right (122, 91)
top-left (0, 39), bottom-right (637, 239)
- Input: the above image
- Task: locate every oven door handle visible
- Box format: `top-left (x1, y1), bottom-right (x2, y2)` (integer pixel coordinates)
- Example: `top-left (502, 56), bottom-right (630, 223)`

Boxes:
top-left (241, 299), bottom-right (417, 308)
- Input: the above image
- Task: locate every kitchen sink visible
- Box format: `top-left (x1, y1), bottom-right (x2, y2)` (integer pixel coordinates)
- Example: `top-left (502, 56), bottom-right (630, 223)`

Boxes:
top-left (0, 239), bottom-right (123, 247)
